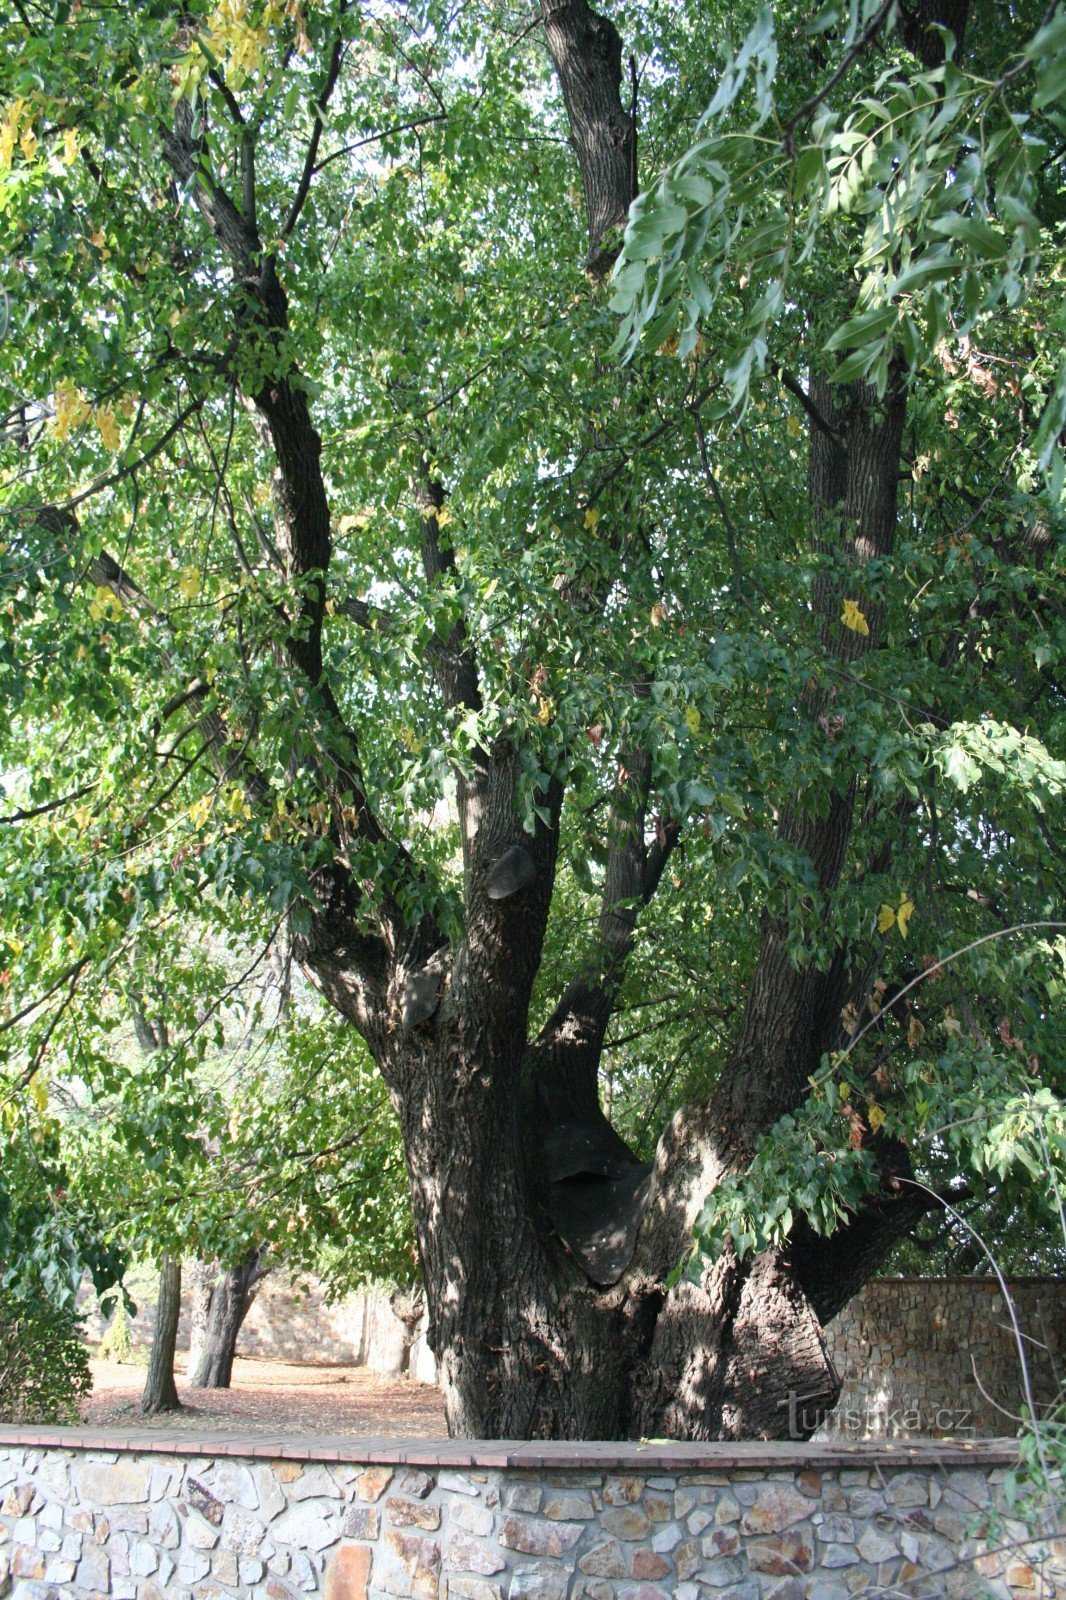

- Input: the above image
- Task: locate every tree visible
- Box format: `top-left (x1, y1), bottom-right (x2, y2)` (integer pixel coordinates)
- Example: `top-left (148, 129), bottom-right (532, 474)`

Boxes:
top-left (0, 0), bottom-right (1062, 1440)
top-left (60, 924), bottom-right (412, 1395)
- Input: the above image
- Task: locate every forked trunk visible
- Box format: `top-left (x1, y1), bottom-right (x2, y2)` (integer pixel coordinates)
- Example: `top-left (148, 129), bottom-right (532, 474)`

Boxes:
top-left (189, 1249), bottom-right (267, 1390)
top-left (141, 1255), bottom-right (181, 1416)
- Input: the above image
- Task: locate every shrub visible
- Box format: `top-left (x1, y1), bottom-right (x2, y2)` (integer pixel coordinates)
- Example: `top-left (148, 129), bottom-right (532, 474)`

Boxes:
top-left (0, 1279), bottom-right (92, 1423)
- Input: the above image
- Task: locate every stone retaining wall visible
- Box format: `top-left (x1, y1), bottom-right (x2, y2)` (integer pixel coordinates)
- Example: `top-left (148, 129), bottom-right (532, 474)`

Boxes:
top-left (1, 1430), bottom-right (1062, 1600)
top-left (821, 1278), bottom-right (1064, 1439)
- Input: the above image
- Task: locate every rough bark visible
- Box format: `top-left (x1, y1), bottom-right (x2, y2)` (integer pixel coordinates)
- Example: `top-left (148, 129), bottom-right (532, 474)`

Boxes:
top-left (189, 1250), bottom-right (269, 1390)
top-left (141, 1256), bottom-right (182, 1416)
top-left (540, 0), bottom-right (637, 273)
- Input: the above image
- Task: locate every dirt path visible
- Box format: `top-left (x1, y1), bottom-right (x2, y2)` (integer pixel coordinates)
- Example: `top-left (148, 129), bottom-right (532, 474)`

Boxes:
top-left (84, 1353), bottom-right (447, 1436)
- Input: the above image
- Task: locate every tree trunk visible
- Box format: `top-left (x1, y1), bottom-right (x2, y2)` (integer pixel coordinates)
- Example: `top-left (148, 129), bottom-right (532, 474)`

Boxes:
top-left (186, 1258), bottom-right (214, 1380)
top-left (189, 1250), bottom-right (267, 1390)
top-left (141, 1256), bottom-right (182, 1416)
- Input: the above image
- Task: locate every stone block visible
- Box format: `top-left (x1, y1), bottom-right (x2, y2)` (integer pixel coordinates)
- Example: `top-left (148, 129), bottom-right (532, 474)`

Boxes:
top-left (323, 1542), bottom-right (372, 1600)
top-left (444, 1532), bottom-right (506, 1575)
top-left (446, 1581), bottom-right (503, 1600)
top-left (75, 1460), bottom-right (152, 1507)
top-left (746, 1530), bottom-right (814, 1576)
top-left (500, 1516), bottom-right (581, 1557)
top-left (600, 1505), bottom-right (652, 1541)
top-left (439, 1473), bottom-right (480, 1498)
top-left (388, 1496), bottom-right (442, 1531)
top-left (385, 1530), bottom-right (441, 1600)
top-left (185, 1479), bottom-right (225, 1526)
top-left (675, 1539), bottom-right (700, 1580)
top-left (222, 1503), bottom-right (267, 1556)
top-left (542, 1492), bottom-right (594, 1521)
top-left (356, 1467), bottom-right (393, 1503)
top-left (271, 1501), bottom-right (339, 1553)
top-left (253, 1466), bottom-right (288, 1523)
top-left (289, 1465), bottom-right (341, 1502)
top-left (451, 1501), bottom-right (494, 1537)
top-left (699, 1553), bottom-right (749, 1587)
top-left (507, 1563), bottom-right (568, 1600)
top-left (342, 1504), bottom-right (378, 1540)
top-left (578, 1539), bottom-right (627, 1578)
top-left (632, 1547), bottom-right (671, 1579)
top-left (185, 1511), bottom-right (221, 1549)
top-left (740, 1485), bottom-right (810, 1536)
top-left (502, 1484), bottom-right (542, 1515)
top-left (12, 1545), bottom-right (45, 1581)
top-left (602, 1477), bottom-right (644, 1506)
top-left (856, 1526), bottom-right (898, 1564)
top-left (398, 1471), bottom-right (434, 1500)
top-left (203, 1462), bottom-right (259, 1509)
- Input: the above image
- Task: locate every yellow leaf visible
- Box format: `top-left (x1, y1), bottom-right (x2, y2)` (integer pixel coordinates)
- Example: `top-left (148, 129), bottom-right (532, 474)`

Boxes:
top-left (226, 786), bottom-right (246, 817)
top-left (62, 129), bottom-right (79, 165)
top-left (435, 506), bottom-right (453, 528)
top-left (896, 894), bottom-right (915, 939)
top-left (877, 903), bottom-right (897, 934)
top-left (178, 567), bottom-right (201, 599)
top-left (169, 308), bottom-right (182, 327)
top-left (188, 793), bottom-right (213, 828)
top-left (71, 806), bottom-right (92, 835)
top-left (30, 1075), bottom-right (48, 1112)
top-left (51, 378), bottom-right (91, 441)
top-left (684, 705), bottom-right (701, 735)
top-left (943, 1009), bottom-right (963, 1037)
top-left (423, 503), bottom-right (439, 521)
top-left (0, 100), bottom-right (24, 171)
top-left (536, 697), bottom-right (553, 725)
top-left (867, 1104), bottom-right (886, 1132)
top-left (19, 126), bottom-right (37, 163)
top-left (786, 414), bottom-right (801, 438)
top-left (95, 405), bottom-right (121, 453)
top-left (841, 598), bottom-right (870, 636)
top-left (88, 585), bottom-right (122, 623)
top-left (583, 506), bottom-right (600, 529)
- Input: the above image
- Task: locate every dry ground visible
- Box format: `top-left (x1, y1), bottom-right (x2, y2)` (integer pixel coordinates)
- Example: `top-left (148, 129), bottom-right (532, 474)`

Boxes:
top-left (83, 1351), bottom-right (448, 1436)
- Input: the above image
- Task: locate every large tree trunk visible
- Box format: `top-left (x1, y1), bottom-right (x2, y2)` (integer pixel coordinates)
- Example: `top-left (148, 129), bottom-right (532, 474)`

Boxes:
top-left (373, 362), bottom-right (921, 1442)
top-left (189, 1250), bottom-right (268, 1390)
top-left (141, 1256), bottom-right (182, 1416)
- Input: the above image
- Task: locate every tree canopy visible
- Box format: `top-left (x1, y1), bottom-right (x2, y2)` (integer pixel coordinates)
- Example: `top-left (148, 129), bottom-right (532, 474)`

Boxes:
top-left (1, 0), bottom-right (1063, 1439)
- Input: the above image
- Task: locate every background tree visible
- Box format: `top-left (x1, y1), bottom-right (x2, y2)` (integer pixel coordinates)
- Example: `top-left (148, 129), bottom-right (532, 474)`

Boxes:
top-left (0, 0), bottom-right (1062, 1439)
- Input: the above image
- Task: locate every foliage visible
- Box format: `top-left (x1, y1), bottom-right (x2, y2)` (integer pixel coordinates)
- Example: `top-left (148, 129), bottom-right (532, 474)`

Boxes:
top-left (611, 1), bottom-right (1066, 491)
top-left (0, 1278), bottom-right (92, 1424)
top-left (0, 0), bottom-right (1062, 1320)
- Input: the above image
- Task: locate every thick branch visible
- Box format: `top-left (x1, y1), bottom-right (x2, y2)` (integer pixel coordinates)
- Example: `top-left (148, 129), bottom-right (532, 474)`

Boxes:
top-left (540, 0), bottom-right (637, 272)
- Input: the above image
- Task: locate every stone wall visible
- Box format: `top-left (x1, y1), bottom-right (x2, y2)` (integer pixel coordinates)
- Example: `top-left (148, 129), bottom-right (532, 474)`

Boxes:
top-left (821, 1278), bottom-right (1065, 1440)
top-left (82, 1274), bottom-right (1066, 1437)
top-left (81, 1277), bottom-right (436, 1383)
top-left (0, 1430), bottom-right (1062, 1600)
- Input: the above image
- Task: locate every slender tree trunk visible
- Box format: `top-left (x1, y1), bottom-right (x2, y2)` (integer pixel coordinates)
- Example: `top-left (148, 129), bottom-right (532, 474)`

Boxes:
top-left (186, 1258), bottom-right (214, 1379)
top-left (189, 1250), bottom-right (267, 1390)
top-left (141, 1256), bottom-right (182, 1415)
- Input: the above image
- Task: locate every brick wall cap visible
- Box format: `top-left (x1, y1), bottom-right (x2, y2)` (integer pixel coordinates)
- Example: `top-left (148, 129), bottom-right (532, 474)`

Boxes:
top-left (0, 1425), bottom-right (1023, 1470)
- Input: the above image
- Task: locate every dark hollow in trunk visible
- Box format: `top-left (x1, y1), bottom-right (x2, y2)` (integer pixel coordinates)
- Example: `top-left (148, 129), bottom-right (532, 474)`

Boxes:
top-left (141, 1255), bottom-right (182, 1416)
top-left (189, 1249), bottom-right (267, 1390)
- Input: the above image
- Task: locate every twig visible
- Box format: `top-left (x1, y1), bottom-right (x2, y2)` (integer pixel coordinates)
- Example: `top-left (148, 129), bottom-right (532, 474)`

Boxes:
top-left (782, 0), bottom-right (896, 153)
